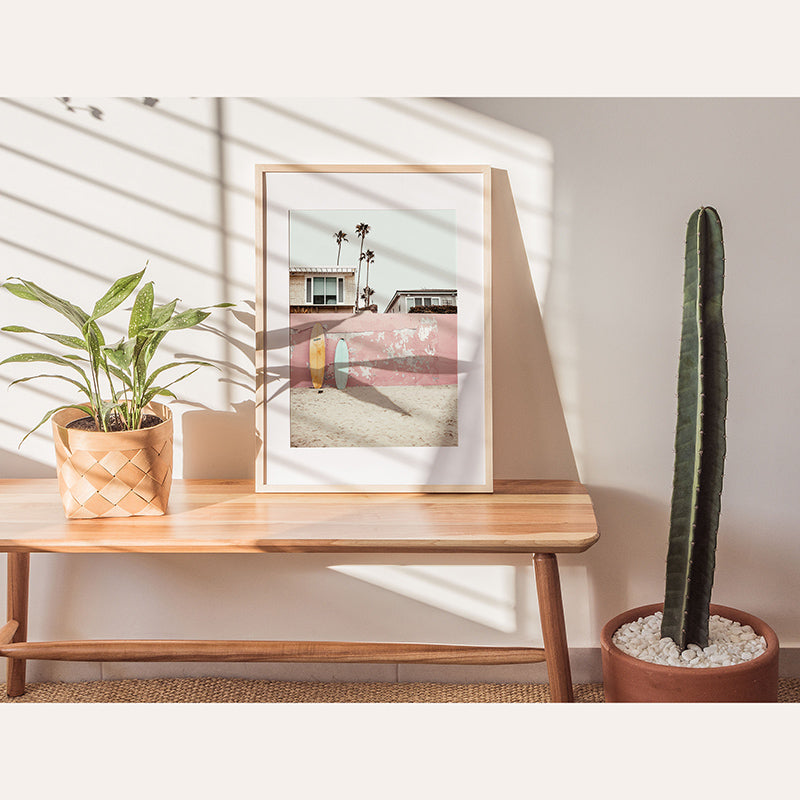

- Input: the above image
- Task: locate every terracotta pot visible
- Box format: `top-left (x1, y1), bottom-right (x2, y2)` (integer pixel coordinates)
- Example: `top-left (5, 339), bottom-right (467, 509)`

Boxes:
top-left (601, 603), bottom-right (779, 702)
top-left (51, 402), bottom-right (173, 519)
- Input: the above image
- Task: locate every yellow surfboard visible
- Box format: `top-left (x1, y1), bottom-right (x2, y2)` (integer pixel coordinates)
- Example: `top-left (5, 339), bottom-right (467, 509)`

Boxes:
top-left (309, 323), bottom-right (326, 389)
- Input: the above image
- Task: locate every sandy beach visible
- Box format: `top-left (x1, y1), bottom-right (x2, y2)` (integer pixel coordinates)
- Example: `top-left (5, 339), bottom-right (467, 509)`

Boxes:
top-left (290, 384), bottom-right (458, 448)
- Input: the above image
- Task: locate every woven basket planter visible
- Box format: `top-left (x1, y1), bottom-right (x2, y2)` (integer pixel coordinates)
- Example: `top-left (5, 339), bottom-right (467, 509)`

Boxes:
top-left (51, 402), bottom-right (173, 519)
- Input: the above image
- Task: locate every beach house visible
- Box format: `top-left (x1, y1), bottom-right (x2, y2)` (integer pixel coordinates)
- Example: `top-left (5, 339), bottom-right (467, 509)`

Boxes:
top-left (383, 289), bottom-right (457, 314)
top-left (289, 266), bottom-right (356, 313)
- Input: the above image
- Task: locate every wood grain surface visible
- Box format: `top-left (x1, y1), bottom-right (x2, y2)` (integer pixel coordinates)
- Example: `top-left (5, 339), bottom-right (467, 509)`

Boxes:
top-left (534, 553), bottom-right (574, 702)
top-left (0, 620), bottom-right (18, 646)
top-left (6, 552), bottom-right (29, 696)
top-left (0, 639), bottom-right (547, 665)
top-left (0, 479), bottom-right (598, 554)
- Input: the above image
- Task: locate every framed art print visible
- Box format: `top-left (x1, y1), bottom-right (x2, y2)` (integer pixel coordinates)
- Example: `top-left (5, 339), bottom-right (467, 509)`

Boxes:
top-left (255, 165), bottom-right (492, 492)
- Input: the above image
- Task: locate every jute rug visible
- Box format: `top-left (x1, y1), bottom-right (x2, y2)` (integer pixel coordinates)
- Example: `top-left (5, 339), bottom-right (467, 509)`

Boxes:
top-left (2, 678), bottom-right (799, 702)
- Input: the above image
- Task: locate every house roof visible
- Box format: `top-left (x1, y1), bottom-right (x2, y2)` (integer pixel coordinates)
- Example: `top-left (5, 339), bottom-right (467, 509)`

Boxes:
top-left (289, 266), bottom-right (356, 274)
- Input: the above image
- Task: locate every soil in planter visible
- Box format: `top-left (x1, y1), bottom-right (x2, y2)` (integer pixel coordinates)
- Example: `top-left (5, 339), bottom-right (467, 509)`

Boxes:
top-left (66, 414), bottom-right (164, 432)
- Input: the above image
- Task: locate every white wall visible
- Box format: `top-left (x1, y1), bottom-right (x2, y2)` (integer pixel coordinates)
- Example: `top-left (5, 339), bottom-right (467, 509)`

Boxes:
top-left (0, 98), bottom-right (582, 684)
top-left (456, 99), bottom-right (800, 652)
top-left (2, 97), bottom-right (797, 684)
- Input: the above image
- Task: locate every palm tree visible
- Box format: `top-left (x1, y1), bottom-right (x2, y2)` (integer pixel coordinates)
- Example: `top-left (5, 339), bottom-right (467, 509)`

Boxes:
top-left (354, 223), bottom-right (370, 309)
top-left (363, 250), bottom-right (375, 308)
top-left (356, 253), bottom-right (366, 310)
top-left (333, 230), bottom-right (348, 266)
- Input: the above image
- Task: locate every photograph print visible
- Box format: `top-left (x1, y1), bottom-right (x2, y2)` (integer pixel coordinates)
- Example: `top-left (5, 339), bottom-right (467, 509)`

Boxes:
top-left (256, 165), bottom-right (491, 492)
top-left (288, 208), bottom-right (459, 449)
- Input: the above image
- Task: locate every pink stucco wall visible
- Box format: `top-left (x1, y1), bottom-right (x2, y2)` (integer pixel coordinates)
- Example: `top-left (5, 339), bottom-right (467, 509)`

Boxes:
top-left (289, 313), bottom-right (457, 388)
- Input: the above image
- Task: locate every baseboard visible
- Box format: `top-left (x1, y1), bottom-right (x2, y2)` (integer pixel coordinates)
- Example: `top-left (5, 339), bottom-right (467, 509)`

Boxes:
top-left (779, 646), bottom-right (800, 677)
top-left (21, 647), bottom-right (800, 686)
top-left (23, 648), bottom-right (601, 685)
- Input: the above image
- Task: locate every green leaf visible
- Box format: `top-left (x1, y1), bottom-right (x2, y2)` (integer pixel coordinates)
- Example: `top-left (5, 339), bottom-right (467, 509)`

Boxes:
top-left (139, 303), bottom-right (231, 345)
top-left (141, 386), bottom-right (177, 405)
top-left (60, 353), bottom-right (93, 365)
top-left (0, 352), bottom-right (91, 383)
top-left (137, 299), bottom-right (183, 368)
top-left (130, 299), bottom-right (175, 374)
top-left (1, 325), bottom-right (87, 351)
top-left (9, 373), bottom-right (93, 399)
top-left (131, 306), bottom-right (212, 376)
top-left (144, 360), bottom-right (216, 390)
top-left (88, 320), bottom-right (106, 347)
top-left (103, 338), bottom-right (137, 371)
top-left (84, 325), bottom-right (105, 374)
top-left (99, 399), bottom-right (129, 430)
top-left (2, 281), bottom-right (38, 301)
top-left (18, 403), bottom-right (96, 446)
top-left (90, 268), bottom-right (146, 321)
top-left (131, 334), bottom-right (150, 387)
top-left (150, 299), bottom-right (179, 328)
top-left (143, 308), bottom-right (210, 333)
top-left (142, 330), bottom-right (167, 367)
top-left (103, 359), bottom-right (133, 389)
top-left (4, 278), bottom-right (89, 330)
top-left (128, 281), bottom-right (154, 338)
top-left (160, 367), bottom-right (199, 390)
top-left (141, 368), bottom-right (199, 406)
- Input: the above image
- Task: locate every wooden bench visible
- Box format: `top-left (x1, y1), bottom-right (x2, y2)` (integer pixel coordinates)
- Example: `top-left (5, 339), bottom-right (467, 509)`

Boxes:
top-left (0, 478), bottom-right (599, 702)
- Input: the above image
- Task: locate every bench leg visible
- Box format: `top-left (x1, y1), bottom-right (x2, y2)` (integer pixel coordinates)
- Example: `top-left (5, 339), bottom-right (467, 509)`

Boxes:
top-left (533, 553), bottom-right (574, 703)
top-left (7, 553), bottom-right (30, 697)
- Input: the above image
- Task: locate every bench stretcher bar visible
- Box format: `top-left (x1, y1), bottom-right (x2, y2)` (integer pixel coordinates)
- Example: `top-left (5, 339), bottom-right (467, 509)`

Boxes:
top-left (0, 639), bottom-right (547, 665)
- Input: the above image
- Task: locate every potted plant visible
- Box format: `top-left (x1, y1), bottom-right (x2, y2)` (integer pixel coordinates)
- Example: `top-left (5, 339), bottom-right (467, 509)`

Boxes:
top-left (600, 207), bottom-right (779, 702)
top-left (1, 266), bottom-right (232, 518)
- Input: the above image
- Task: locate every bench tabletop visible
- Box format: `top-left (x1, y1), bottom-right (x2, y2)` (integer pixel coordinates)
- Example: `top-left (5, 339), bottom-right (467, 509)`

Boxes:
top-left (0, 479), bottom-right (599, 554)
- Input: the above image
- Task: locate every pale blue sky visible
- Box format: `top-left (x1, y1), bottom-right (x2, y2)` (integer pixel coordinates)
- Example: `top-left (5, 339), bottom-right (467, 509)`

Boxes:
top-left (289, 208), bottom-right (457, 310)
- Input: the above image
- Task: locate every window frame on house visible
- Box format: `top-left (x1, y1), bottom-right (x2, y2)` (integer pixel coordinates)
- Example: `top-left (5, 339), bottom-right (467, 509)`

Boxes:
top-left (407, 295), bottom-right (440, 311)
top-left (305, 276), bottom-right (345, 306)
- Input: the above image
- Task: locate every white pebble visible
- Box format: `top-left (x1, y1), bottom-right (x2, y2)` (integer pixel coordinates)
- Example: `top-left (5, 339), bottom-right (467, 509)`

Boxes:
top-left (612, 612), bottom-right (768, 668)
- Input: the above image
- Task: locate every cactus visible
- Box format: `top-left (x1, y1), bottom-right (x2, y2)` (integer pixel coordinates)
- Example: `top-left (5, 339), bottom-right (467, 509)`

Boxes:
top-left (661, 207), bottom-right (728, 650)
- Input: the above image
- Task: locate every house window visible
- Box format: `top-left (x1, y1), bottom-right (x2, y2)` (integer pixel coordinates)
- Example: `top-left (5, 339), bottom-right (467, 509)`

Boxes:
top-left (407, 296), bottom-right (440, 310)
top-left (306, 276), bottom-right (344, 305)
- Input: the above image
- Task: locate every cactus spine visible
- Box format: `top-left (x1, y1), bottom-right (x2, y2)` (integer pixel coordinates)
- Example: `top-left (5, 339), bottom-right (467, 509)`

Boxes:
top-left (661, 207), bottom-right (728, 650)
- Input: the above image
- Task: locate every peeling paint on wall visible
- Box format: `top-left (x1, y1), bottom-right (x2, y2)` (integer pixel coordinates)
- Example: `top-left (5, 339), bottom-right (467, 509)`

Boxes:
top-left (289, 313), bottom-right (457, 388)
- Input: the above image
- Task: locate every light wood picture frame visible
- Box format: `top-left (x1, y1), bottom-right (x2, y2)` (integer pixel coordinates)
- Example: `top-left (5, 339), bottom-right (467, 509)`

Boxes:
top-left (255, 165), bottom-right (492, 492)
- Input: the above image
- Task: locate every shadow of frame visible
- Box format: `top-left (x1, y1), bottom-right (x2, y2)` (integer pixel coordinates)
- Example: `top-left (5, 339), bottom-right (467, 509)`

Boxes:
top-left (490, 168), bottom-right (579, 480)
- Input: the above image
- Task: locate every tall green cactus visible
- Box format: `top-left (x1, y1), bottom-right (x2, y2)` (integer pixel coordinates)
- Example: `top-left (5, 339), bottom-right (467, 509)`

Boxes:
top-left (661, 207), bottom-right (728, 650)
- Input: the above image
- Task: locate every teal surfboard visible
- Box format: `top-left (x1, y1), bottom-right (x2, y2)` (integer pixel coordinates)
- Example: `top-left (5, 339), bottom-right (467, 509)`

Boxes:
top-left (333, 338), bottom-right (349, 390)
